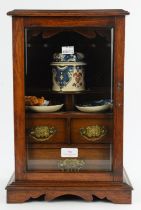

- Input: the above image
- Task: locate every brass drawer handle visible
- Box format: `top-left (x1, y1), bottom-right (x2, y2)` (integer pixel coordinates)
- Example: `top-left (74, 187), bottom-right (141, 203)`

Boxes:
top-left (28, 126), bottom-right (56, 142)
top-left (58, 159), bottom-right (85, 172)
top-left (80, 125), bottom-right (107, 142)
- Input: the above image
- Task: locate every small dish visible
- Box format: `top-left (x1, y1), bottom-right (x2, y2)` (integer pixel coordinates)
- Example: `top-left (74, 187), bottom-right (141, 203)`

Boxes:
top-left (75, 104), bottom-right (112, 113)
top-left (26, 104), bottom-right (64, 113)
top-left (75, 99), bottom-right (113, 113)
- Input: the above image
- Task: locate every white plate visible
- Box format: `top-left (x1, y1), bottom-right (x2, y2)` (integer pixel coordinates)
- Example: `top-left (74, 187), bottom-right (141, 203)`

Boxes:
top-left (75, 104), bottom-right (112, 113)
top-left (26, 104), bottom-right (64, 113)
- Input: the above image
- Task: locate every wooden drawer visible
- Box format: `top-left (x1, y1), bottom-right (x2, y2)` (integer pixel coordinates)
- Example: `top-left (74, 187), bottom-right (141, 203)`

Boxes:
top-left (70, 118), bottom-right (113, 144)
top-left (27, 145), bottom-right (111, 171)
top-left (28, 147), bottom-right (110, 160)
top-left (26, 118), bottom-right (67, 144)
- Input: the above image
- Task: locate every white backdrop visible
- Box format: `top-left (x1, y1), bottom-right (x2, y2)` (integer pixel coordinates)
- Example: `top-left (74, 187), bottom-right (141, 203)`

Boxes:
top-left (0, 0), bottom-right (141, 209)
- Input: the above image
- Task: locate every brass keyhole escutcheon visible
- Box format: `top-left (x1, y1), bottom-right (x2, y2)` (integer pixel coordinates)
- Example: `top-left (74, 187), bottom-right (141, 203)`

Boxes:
top-left (117, 82), bottom-right (122, 91)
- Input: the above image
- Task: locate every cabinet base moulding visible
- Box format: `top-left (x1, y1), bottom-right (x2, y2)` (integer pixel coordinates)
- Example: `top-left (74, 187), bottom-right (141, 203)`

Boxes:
top-left (6, 170), bottom-right (132, 204)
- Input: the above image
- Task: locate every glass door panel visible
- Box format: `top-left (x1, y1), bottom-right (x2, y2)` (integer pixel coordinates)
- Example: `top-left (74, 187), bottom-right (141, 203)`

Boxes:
top-left (24, 27), bottom-right (114, 172)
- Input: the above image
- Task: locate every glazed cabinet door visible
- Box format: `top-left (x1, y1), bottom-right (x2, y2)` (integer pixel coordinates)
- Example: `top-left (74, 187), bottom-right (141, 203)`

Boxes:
top-left (13, 15), bottom-right (125, 182)
top-left (24, 25), bottom-right (114, 175)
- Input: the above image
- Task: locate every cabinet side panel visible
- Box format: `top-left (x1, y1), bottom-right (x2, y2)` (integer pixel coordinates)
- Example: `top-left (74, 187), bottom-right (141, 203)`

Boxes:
top-left (13, 17), bottom-right (26, 180)
top-left (113, 16), bottom-right (125, 181)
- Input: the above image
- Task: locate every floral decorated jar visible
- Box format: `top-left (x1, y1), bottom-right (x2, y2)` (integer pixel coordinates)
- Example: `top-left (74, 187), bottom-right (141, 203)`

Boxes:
top-left (51, 61), bottom-right (86, 91)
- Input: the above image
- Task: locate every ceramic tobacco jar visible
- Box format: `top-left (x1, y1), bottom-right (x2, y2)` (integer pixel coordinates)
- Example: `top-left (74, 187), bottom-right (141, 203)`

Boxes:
top-left (51, 52), bottom-right (86, 91)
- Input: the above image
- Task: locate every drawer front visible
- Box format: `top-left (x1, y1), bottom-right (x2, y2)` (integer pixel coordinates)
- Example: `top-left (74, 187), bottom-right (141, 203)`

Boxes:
top-left (71, 118), bottom-right (113, 144)
top-left (27, 146), bottom-right (111, 171)
top-left (26, 118), bottom-right (67, 144)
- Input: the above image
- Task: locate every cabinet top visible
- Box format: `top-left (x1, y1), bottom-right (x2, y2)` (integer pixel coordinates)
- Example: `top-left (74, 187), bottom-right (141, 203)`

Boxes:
top-left (7, 9), bottom-right (129, 17)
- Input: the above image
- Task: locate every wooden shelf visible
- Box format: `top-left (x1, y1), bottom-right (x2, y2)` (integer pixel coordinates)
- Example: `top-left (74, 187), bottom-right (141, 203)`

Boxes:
top-left (28, 143), bottom-right (111, 149)
top-left (26, 111), bottom-right (113, 119)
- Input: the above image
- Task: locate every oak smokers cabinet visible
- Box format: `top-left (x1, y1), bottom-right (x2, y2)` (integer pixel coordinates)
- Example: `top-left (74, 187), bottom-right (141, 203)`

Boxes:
top-left (6, 10), bottom-right (132, 203)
